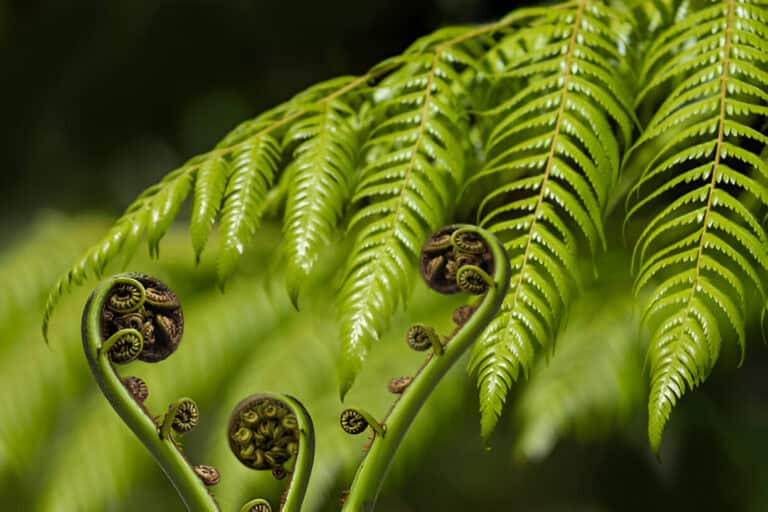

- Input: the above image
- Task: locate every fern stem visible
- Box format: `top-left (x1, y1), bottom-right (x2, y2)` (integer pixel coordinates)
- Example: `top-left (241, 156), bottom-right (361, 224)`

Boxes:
top-left (341, 225), bottom-right (510, 511)
top-left (82, 275), bottom-right (219, 511)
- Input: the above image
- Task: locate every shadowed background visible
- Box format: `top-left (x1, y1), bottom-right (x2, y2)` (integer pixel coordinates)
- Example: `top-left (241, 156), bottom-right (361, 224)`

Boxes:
top-left (1, 1), bottom-right (767, 511)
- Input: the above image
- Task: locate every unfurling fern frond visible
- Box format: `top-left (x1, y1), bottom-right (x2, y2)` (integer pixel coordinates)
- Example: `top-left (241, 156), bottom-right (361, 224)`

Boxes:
top-left (625, 0), bottom-right (768, 453)
top-left (466, 0), bottom-right (635, 441)
top-left (335, 28), bottom-right (492, 397)
top-left (282, 81), bottom-right (365, 306)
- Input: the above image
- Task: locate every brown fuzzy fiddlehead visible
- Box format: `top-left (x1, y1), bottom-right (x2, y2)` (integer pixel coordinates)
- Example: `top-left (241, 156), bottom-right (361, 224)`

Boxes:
top-left (229, 393), bottom-right (314, 512)
top-left (229, 395), bottom-right (299, 472)
top-left (100, 273), bottom-right (184, 363)
top-left (419, 226), bottom-right (494, 295)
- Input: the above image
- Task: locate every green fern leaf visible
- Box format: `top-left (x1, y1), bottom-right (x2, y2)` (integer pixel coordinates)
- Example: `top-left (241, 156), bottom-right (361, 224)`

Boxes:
top-left (282, 91), bottom-right (362, 307)
top-left (146, 169), bottom-right (195, 258)
top-left (625, 0), bottom-right (768, 454)
top-left (190, 157), bottom-right (230, 263)
top-left (335, 29), bottom-right (487, 397)
top-left (466, 0), bottom-right (635, 441)
top-left (217, 135), bottom-right (281, 284)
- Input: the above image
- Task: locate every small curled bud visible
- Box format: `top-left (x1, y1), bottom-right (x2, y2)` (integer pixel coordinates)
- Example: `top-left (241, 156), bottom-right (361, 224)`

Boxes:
top-left (456, 265), bottom-right (492, 295)
top-left (107, 282), bottom-right (146, 313)
top-left (422, 232), bottom-right (452, 253)
top-left (104, 329), bottom-right (144, 364)
top-left (406, 324), bottom-right (443, 355)
top-left (340, 408), bottom-right (385, 437)
top-left (451, 229), bottom-right (487, 254)
top-left (144, 286), bottom-right (180, 308)
top-left (122, 376), bottom-right (149, 402)
top-left (387, 376), bottom-right (413, 394)
top-left (340, 409), bottom-right (368, 434)
top-left (169, 398), bottom-right (199, 434)
top-left (240, 499), bottom-right (273, 512)
top-left (194, 464), bottom-right (221, 486)
top-left (452, 304), bottom-right (477, 326)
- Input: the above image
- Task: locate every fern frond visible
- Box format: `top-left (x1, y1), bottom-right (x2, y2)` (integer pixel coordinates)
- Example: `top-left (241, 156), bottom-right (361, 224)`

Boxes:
top-left (217, 135), bottom-right (281, 282)
top-left (335, 28), bottom-right (490, 397)
top-left (514, 282), bottom-right (641, 461)
top-left (466, 0), bottom-right (635, 441)
top-left (282, 88), bottom-right (363, 306)
top-left (625, 0), bottom-right (768, 454)
top-left (42, 75), bottom-right (376, 338)
top-left (189, 157), bottom-right (230, 263)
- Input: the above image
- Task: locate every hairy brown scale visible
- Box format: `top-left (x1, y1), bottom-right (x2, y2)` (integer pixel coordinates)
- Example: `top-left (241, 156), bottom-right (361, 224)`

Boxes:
top-left (387, 376), bottom-right (413, 394)
top-left (122, 376), bottom-right (149, 402)
top-left (193, 464), bottom-right (221, 486)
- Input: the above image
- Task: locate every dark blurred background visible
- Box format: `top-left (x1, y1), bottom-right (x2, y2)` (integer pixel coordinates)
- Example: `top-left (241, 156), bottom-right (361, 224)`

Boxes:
top-left (1, 1), bottom-right (767, 511)
top-left (0, 0), bottom-right (508, 230)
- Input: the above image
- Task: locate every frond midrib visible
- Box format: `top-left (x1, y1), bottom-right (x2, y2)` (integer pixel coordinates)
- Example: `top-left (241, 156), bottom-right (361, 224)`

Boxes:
top-left (664, 0), bottom-right (734, 341)
top-left (505, 0), bottom-right (586, 313)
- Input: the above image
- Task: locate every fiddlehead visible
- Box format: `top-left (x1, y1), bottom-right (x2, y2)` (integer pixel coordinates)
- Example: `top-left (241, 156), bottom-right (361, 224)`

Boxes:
top-left (99, 273), bottom-right (184, 362)
top-left (82, 273), bottom-right (219, 511)
top-left (240, 499), bottom-right (273, 512)
top-left (341, 224), bottom-right (510, 511)
top-left (103, 329), bottom-right (143, 363)
top-left (162, 398), bottom-right (200, 438)
top-left (340, 408), bottom-right (385, 437)
top-left (404, 324), bottom-right (443, 354)
top-left (229, 393), bottom-right (315, 512)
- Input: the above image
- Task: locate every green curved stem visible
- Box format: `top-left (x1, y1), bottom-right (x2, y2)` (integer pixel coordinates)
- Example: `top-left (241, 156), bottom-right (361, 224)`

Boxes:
top-left (341, 225), bottom-right (511, 511)
top-left (276, 393), bottom-right (315, 512)
top-left (82, 275), bottom-right (219, 512)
